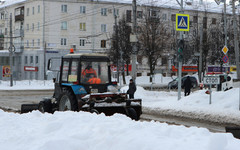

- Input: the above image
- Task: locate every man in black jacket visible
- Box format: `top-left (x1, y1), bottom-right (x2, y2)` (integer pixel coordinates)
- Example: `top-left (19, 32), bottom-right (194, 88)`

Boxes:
top-left (183, 76), bottom-right (192, 96)
top-left (127, 79), bottom-right (136, 99)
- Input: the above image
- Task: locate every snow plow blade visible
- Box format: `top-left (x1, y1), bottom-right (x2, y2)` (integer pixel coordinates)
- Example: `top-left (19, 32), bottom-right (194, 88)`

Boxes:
top-left (225, 127), bottom-right (240, 139)
top-left (21, 104), bottom-right (39, 113)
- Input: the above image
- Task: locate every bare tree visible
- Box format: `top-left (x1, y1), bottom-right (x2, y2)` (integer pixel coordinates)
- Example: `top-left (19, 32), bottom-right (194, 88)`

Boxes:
top-left (138, 8), bottom-right (171, 82)
top-left (108, 16), bottom-right (132, 84)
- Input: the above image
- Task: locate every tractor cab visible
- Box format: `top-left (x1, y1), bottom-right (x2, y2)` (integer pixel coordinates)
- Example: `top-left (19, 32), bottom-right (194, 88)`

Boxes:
top-left (48, 53), bottom-right (115, 101)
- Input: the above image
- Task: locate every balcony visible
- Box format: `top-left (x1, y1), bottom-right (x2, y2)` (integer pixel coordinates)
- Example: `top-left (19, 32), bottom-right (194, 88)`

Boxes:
top-left (15, 6), bottom-right (24, 22)
top-left (15, 14), bottom-right (24, 21)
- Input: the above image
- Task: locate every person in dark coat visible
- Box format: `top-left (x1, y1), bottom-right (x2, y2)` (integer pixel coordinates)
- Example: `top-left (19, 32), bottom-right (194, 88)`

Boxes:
top-left (127, 79), bottom-right (136, 99)
top-left (183, 76), bottom-right (192, 96)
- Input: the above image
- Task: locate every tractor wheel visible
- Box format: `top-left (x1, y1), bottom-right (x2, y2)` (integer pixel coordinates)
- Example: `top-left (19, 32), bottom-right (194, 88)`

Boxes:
top-left (126, 108), bottom-right (138, 121)
top-left (58, 89), bottom-right (78, 111)
top-left (38, 99), bottom-right (52, 113)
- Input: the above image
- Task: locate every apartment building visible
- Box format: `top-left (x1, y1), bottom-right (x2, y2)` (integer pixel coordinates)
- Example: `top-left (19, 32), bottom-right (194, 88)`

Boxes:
top-left (0, 0), bottom-right (235, 80)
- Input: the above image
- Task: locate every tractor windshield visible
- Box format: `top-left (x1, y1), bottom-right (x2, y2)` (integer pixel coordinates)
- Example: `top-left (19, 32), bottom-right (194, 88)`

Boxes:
top-left (81, 61), bottom-right (109, 84)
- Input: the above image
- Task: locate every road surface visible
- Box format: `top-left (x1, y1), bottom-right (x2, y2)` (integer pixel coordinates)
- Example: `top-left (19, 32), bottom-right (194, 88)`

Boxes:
top-left (0, 90), bottom-right (53, 111)
top-left (0, 89), bottom-right (230, 133)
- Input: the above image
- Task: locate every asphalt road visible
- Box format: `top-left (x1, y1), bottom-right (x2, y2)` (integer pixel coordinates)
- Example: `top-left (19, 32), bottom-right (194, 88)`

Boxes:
top-left (0, 90), bottom-right (54, 111)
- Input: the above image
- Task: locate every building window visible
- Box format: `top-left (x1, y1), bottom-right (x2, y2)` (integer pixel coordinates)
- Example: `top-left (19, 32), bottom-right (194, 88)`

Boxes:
top-left (26, 40), bottom-right (29, 47)
top-left (35, 56), bottom-right (38, 64)
top-left (37, 22), bottom-right (40, 30)
top-left (61, 5), bottom-right (67, 13)
top-left (203, 17), bottom-right (207, 29)
top-left (80, 39), bottom-right (85, 46)
top-left (32, 23), bottom-right (34, 31)
top-left (101, 8), bottom-right (107, 16)
top-left (114, 9), bottom-right (119, 16)
top-left (193, 16), bottom-right (198, 23)
top-left (61, 21), bottom-right (67, 30)
top-left (30, 56), bottom-right (33, 64)
top-left (26, 24), bottom-right (29, 31)
top-left (101, 40), bottom-right (106, 48)
top-left (212, 18), bottom-right (216, 24)
top-left (162, 13), bottom-right (167, 20)
top-left (27, 8), bottom-right (29, 16)
top-left (171, 14), bottom-right (176, 21)
top-left (61, 38), bottom-right (67, 45)
top-left (80, 6), bottom-right (86, 14)
top-left (38, 5), bottom-right (40, 13)
top-left (1, 13), bottom-right (4, 20)
top-left (32, 7), bottom-right (34, 15)
top-left (25, 56), bottom-right (28, 64)
top-left (126, 10), bottom-right (131, 22)
top-left (32, 39), bottom-right (34, 47)
top-left (37, 39), bottom-right (40, 46)
top-left (137, 11), bottom-right (143, 19)
top-left (101, 24), bottom-right (106, 32)
top-left (80, 23), bottom-right (86, 31)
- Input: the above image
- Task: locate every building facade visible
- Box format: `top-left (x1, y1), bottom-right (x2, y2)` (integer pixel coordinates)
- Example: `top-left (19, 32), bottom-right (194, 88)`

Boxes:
top-left (0, 0), bottom-right (236, 80)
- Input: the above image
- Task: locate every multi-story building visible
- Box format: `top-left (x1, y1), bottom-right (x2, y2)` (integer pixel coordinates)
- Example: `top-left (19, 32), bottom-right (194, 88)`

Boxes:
top-left (0, 0), bottom-right (236, 80)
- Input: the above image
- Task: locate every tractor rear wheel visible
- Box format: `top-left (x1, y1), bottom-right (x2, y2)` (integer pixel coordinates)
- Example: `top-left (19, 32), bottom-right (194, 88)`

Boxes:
top-left (58, 89), bottom-right (78, 111)
top-left (126, 108), bottom-right (138, 121)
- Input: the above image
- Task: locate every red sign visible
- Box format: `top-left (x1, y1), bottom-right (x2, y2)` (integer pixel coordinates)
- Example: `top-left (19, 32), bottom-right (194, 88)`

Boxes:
top-left (222, 55), bottom-right (229, 63)
top-left (110, 64), bottom-right (132, 72)
top-left (24, 66), bottom-right (38, 72)
top-left (2, 66), bottom-right (11, 77)
top-left (172, 66), bottom-right (198, 72)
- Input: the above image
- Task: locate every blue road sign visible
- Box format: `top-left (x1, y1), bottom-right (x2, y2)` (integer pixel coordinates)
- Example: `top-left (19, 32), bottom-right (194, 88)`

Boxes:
top-left (176, 14), bottom-right (189, 31)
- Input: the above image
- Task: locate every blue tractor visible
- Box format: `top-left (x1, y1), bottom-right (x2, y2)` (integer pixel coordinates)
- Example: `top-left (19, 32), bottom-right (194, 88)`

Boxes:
top-left (21, 53), bottom-right (142, 120)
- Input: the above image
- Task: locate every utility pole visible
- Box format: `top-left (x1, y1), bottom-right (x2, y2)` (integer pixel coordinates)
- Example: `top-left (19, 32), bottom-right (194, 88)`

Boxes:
top-left (131, 0), bottom-right (137, 82)
top-left (199, 25), bottom-right (203, 82)
top-left (9, 13), bottom-right (13, 87)
top-left (177, 0), bottom-right (184, 100)
top-left (114, 8), bottom-right (120, 83)
top-left (224, 0), bottom-right (227, 47)
top-left (232, 0), bottom-right (240, 79)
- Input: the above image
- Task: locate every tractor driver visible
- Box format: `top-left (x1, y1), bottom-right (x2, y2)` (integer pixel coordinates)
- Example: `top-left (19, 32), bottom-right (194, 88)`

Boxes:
top-left (88, 74), bottom-right (101, 84)
top-left (82, 64), bottom-right (97, 82)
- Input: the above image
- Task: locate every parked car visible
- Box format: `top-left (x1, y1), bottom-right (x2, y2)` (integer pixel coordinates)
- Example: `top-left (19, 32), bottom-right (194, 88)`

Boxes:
top-left (168, 76), bottom-right (198, 89)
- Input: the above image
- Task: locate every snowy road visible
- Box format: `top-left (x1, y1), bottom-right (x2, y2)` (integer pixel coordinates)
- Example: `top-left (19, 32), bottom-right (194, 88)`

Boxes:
top-left (0, 89), bottom-right (231, 133)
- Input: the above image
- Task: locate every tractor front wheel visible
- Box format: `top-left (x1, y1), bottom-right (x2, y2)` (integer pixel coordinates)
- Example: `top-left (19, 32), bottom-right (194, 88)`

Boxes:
top-left (58, 90), bottom-right (78, 111)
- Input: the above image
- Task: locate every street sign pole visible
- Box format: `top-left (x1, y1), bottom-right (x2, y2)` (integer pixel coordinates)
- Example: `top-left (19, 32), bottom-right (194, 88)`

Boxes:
top-left (176, 0), bottom-right (190, 100)
top-left (203, 76), bottom-right (220, 104)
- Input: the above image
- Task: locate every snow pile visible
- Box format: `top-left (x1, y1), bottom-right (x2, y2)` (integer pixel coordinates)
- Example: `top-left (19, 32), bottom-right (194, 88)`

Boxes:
top-left (0, 110), bottom-right (240, 150)
top-left (121, 85), bottom-right (240, 125)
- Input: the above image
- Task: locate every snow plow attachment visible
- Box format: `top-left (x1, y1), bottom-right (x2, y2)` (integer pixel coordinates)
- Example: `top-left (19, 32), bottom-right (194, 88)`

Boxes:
top-left (21, 104), bottom-right (39, 113)
top-left (225, 127), bottom-right (240, 139)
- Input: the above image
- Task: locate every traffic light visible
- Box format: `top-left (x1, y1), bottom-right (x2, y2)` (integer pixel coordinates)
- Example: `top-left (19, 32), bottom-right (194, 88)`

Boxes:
top-left (178, 39), bottom-right (184, 61)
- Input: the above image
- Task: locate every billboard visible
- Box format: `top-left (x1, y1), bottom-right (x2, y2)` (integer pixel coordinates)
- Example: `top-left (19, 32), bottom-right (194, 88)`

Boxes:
top-left (2, 66), bottom-right (11, 77)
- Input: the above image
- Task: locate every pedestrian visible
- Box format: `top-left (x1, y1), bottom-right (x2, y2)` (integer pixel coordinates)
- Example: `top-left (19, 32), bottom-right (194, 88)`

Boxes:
top-left (127, 79), bottom-right (136, 99)
top-left (183, 76), bottom-right (192, 96)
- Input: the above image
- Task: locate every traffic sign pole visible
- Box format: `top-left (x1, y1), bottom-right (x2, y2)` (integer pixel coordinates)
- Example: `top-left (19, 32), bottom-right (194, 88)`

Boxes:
top-left (176, 0), bottom-right (189, 100)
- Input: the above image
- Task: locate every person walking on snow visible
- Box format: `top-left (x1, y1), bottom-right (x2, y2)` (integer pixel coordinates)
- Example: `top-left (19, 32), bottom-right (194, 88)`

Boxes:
top-left (183, 76), bottom-right (192, 96)
top-left (127, 79), bottom-right (136, 99)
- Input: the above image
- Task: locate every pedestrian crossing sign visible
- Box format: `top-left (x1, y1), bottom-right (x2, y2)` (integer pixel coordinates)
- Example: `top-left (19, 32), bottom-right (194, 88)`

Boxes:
top-left (176, 13), bottom-right (189, 31)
